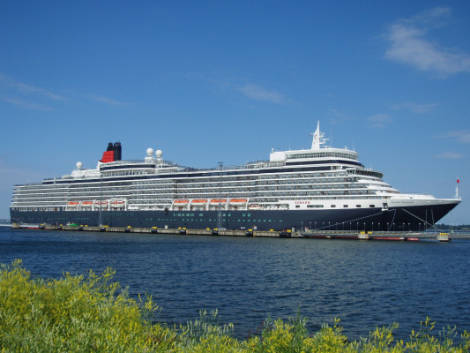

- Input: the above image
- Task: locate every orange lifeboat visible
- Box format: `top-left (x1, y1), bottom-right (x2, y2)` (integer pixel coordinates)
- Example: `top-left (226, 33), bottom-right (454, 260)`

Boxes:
top-left (82, 201), bottom-right (93, 206)
top-left (210, 199), bottom-right (227, 203)
top-left (191, 199), bottom-right (208, 203)
top-left (229, 199), bottom-right (248, 203)
top-left (174, 200), bottom-right (189, 204)
top-left (95, 200), bottom-right (108, 205)
top-left (111, 200), bottom-right (125, 207)
top-left (67, 201), bottom-right (79, 206)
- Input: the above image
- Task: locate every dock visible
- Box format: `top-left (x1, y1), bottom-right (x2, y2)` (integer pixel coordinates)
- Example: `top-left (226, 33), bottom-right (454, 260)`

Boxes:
top-left (8, 223), bottom-right (467, 242)
top-left (301, 230), bottom-right (455, 242)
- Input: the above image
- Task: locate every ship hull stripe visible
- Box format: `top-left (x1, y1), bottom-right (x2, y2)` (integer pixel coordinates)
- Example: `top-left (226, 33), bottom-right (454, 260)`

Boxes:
top-left (10, 202), bottom-right (458, 231)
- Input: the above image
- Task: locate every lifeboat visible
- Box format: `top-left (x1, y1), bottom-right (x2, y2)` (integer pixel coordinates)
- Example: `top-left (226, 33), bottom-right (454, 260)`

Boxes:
top-left (210, 199), bottom-right (227, 203)
top-left (191, 199), bottom-right (208, 203)
top-left (67, 201), bottom-right (79, 206)
top-left (229, 199), bottom-right (247, 203)
top-left (94, 200), bottom-right (108, 205)
top-left (81, 201), bottom-right (93, 206)
top-left (174, 200), bottom-right (189, 204)
top-left (110, 200), bottom-right (125, 208)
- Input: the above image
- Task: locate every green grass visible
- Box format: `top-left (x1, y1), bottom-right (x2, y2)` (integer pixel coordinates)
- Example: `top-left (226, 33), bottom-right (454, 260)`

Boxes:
top-left (0, 260), bottom-right (469, 352)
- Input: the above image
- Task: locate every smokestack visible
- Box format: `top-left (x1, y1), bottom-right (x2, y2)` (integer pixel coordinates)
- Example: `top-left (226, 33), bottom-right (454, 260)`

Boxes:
top-left (101, 142), bottom-right (115, 163)
top-left (114, 142), bottom-right (122, 160)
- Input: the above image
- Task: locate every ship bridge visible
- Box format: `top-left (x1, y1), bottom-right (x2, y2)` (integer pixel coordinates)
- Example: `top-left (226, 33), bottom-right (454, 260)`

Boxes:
top-left (269, 122), bottom-right (361, 169)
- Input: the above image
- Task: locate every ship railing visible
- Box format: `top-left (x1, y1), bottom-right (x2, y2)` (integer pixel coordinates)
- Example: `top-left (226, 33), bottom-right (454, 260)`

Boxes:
top-left (172, 161), bottom-right (281, 173)
top-left (100, 159), bottom-right (145, 164)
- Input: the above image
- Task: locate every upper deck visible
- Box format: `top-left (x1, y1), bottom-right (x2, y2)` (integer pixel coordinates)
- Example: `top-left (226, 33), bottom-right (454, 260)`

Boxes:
top-left (39, 121), bottom-right (367, 184)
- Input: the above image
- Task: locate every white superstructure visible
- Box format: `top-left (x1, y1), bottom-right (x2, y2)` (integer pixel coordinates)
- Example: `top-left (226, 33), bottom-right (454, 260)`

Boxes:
top-left (11, 122), bottom-right (459, 216)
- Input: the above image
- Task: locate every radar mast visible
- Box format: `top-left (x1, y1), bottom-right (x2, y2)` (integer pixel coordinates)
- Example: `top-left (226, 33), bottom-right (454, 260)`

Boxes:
top-left (311, 121), bottom-right (327, 150)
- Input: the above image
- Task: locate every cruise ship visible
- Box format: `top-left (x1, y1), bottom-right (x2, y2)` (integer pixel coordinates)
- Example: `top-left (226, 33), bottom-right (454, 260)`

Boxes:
top-left (10, 123), bottom-right (460, 232)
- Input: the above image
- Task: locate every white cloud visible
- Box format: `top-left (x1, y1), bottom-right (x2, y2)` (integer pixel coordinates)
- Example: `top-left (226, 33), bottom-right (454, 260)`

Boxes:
top-left (237, 84), bottom-right (286, 104)
top-left (392, 102), bottom-right (437, 114)
top-left (0, 73), bottom-right (66, 101)
top-left (11, 82), bottom-right (65, 101)
top-left (368, 113), bottom-right (391, 128)
top-left (446, 130), bottom-right (470, 143)
top-left (90, 95), bottom-right (127, 105)
top-left (327, 108), bottom-right (354, 125)
top-left (0, 73), bottom-right (129, 109)
top-left (435, 152), bottom-right (463, 159)
top-left (1, 97), bottom-right (53, 111)
top-left (385, 7), bottom-right (470, 76)
top-left (183, 73), bottom-right (288, 105)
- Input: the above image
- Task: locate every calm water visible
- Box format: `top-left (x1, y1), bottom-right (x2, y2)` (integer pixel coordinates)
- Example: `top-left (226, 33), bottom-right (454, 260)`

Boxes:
top-left (1, 227), bottom-right (469, 339)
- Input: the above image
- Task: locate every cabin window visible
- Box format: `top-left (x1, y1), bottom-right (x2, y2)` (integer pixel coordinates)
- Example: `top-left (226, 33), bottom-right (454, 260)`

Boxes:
top-left (343, 205), bottom-right (348, 208)
top-left (356, 205), bottom-right (361, 208)
top-left (369, 205), bottom-right (375, 208)
top-left (331, 205), bottom-right (336, 208)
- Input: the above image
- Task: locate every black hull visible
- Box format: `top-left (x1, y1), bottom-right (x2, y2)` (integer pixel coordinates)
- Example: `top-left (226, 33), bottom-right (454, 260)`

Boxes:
top-left (10, 202), bottom-right (458, 232)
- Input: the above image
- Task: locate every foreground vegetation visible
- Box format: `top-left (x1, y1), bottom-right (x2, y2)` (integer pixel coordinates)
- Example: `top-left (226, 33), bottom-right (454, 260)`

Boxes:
top-left (0, 261), bottom-right (469, 353)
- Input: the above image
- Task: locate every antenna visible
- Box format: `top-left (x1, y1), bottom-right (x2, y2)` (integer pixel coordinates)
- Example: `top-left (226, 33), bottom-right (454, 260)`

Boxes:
top-left (310, 121), bottom-right (328, 150)
top-left (455, 178), bottom-right (461, 199)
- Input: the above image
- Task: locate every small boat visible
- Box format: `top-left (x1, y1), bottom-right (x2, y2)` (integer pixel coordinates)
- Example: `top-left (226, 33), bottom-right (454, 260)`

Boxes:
top-left (21, 224), bottom-right (40, 229)
top-left (174, 200), bottom-right (189, 204)
top-left (230, 199), bottom-right (248, 203)
top-left (406, 237), bottom-right (420, 242)
top-left (110, 200), bottom-right (126, 208)
top-left (210, 199), bottom-right (227, 203)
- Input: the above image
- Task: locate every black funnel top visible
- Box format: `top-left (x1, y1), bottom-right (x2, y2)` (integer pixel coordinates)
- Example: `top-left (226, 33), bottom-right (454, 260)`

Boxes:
top-left (113, 142), bottom-right (122, 161)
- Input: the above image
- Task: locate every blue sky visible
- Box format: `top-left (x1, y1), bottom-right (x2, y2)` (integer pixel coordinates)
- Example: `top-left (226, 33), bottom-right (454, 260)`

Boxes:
top-left (0, 1), bottom-right (469, 223)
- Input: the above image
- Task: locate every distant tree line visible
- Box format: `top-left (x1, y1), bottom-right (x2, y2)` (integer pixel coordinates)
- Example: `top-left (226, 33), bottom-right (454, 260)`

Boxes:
top-left (435, 223), bottom-right (470, 231)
